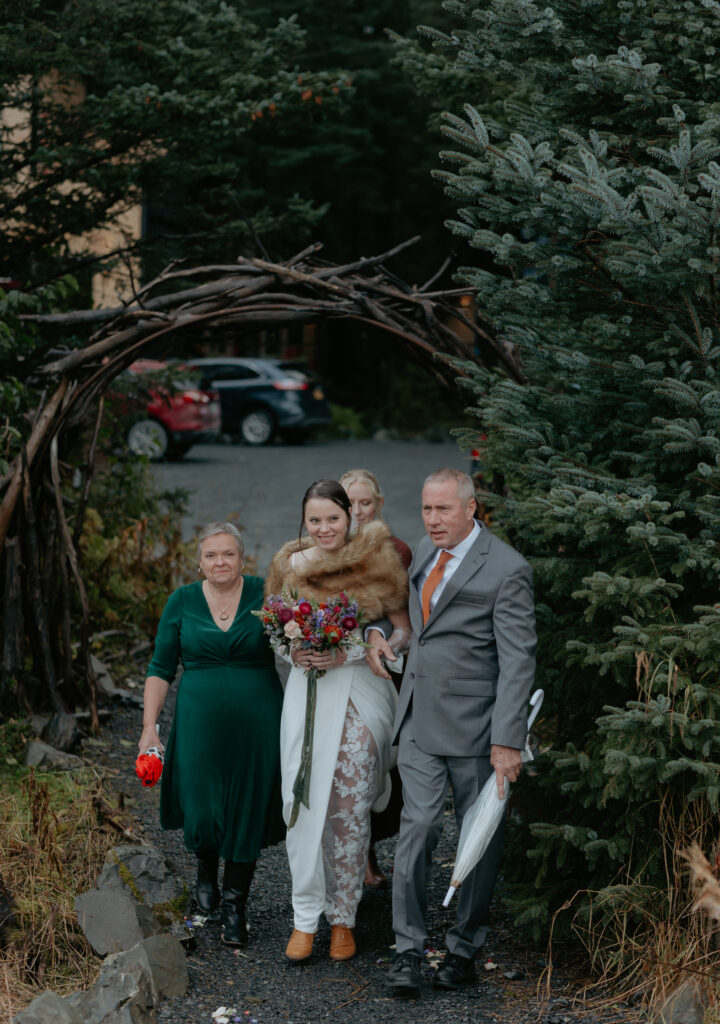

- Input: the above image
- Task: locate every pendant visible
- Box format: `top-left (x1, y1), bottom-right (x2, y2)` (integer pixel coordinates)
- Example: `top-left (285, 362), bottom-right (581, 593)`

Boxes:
top-left (219, 611), bottom-right (229, 621)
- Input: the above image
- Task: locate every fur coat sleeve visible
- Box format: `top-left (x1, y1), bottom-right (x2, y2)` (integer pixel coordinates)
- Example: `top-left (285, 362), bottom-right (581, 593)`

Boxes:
top-left (264, 520), bottom-right (408, 622)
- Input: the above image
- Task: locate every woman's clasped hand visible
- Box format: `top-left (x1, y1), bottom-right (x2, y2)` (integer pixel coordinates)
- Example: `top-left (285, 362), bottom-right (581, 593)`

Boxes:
top-left (291, 645), bottom-right (347, 670)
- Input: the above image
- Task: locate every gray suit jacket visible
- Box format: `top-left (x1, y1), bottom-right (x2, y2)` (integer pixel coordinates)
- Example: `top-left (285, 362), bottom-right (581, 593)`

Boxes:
top-left (393, 525), bottom-right (536, 757)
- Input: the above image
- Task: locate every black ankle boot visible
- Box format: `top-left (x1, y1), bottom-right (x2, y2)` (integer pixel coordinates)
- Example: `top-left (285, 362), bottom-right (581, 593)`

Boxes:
top-left (195, 849), bottom-right (220, 916)
top-left (221, 860), bottom-right (255, 947)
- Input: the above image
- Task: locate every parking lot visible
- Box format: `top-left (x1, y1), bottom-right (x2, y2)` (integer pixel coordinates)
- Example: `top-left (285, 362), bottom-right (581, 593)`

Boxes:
top-left (150, 437), bottom-right (472, 573)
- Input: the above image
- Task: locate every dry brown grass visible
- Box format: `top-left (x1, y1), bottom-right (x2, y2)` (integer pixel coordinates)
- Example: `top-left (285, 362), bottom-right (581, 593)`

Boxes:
top-left (0, 766), bottom-right (122, 1023)
top-left (541, 797), bottom-right (720, 1020)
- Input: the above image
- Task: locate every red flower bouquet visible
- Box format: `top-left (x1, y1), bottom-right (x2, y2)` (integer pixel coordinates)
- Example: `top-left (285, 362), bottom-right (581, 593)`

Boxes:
top-left (254, 590), bottom-right (362, 667)
top-left (135, 745), bottom-right (164, 787)
top-left (254, 590), bottom-right (365, 825)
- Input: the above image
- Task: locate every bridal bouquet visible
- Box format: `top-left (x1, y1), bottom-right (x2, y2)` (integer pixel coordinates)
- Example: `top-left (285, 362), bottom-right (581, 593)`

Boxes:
top-left (255, 589), bottom-right (363, 669)
top-left (254, 590), bottom-right (365, 826)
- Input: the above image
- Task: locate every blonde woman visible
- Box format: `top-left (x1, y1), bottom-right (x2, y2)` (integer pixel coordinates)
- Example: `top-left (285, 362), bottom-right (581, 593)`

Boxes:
top-left (340, 468), bottom-right (412, 571)
top-left (339, 469), bottom-right (411, 887)
top-left (141, 522), bottom-right (284, 948)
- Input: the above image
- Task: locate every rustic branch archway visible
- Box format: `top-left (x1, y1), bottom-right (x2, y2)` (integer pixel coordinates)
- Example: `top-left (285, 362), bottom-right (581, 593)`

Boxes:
top-left (1, 238), bottom-right (520, 725)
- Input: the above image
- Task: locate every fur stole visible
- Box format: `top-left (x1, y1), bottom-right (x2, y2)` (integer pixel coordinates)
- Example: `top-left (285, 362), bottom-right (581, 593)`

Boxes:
top-left (265, 520), bottom-right (408, 622)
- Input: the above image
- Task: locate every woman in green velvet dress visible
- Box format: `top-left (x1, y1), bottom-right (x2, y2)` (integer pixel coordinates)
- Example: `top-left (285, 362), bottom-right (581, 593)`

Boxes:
top-left (139, 521), bottom-right (284, 947)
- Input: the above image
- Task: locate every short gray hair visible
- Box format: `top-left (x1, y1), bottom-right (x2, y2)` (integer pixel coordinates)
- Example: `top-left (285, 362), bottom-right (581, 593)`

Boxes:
top-left (423, 468), bottom-right (475, 504)
top-left (197, 521), bottom-right (245, 560)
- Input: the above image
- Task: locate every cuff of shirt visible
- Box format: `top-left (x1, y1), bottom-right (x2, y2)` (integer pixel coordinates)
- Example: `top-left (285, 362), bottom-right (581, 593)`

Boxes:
top-left (364, 626), bottom-right (386, 641)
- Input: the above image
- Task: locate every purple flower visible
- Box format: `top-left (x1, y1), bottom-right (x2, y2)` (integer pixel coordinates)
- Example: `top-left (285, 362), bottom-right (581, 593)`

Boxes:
top-left (278, 608), bottom-right (293, 623)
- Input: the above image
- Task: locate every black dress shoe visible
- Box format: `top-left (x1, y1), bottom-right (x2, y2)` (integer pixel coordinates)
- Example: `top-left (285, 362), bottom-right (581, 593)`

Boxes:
top-left (386, 951), bottom-right (421, 995)
top-left (433, 952), bottom-right (476, 989)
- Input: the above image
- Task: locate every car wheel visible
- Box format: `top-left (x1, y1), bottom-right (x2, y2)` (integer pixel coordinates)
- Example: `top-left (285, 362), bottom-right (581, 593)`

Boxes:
top-left (126, 419), bottom-right (170, 460)
top-left (239, 408), bottom-right (275, 446)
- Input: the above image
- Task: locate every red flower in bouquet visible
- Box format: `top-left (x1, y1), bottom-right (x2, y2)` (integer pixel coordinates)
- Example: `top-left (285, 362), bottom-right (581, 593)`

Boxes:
top-left (324, 624), bottom-right (342, 644)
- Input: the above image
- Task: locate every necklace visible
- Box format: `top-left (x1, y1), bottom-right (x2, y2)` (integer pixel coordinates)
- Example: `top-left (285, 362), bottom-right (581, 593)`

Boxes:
top-left (206, 580), bottom-right (242, 621)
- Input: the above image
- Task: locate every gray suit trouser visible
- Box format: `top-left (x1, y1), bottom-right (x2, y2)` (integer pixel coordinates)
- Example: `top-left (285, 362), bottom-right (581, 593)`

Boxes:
top-left (392, 713), bottom-right (505, 960)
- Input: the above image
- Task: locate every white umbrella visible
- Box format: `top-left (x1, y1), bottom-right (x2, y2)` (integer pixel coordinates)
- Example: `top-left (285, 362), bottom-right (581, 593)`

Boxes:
top-left (443, 689), bottom-right (544, 907)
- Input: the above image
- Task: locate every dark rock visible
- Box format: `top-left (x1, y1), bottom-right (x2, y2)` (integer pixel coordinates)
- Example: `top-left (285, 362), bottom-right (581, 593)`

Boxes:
top-left (75, 890), bottom-right (162, 956)
top-left (30, 715), bottom-right (50, 736)
top-left (91, 655), bottom-right (117, 699)
top-left (24, 740), bottom-right (85, 770)
top-left (12, 990), bottom-right (83, 1024)
top-left (98, 846), bottom-right (188, 912)
top-left (116, 935), bottom-right (189, 999)
top-left (67, 949), bottom-right (157, 1024)
top-left (41, 711), bottom-right (82, 752)
top-left (656, 981), bottom-right (706, 1024)
top-left (114, 689), bottom-right (145, 708)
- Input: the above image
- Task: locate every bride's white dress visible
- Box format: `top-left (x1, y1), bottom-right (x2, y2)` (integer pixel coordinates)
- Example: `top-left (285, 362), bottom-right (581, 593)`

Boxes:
top-left (281, 644), bottom-right (398, 931)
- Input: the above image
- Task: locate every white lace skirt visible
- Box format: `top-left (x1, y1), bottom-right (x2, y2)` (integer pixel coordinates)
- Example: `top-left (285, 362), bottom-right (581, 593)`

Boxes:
top-left (280, 660), bottom-right (397, 930)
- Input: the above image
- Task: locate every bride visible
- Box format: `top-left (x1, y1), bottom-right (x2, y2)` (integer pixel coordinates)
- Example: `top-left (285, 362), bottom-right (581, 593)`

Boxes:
top-left (265, 479), bottom-right (409, 963)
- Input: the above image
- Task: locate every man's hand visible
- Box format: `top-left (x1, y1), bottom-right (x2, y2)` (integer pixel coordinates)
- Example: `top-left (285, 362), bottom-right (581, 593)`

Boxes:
top-left (490, 744), bottom-right (522, 799)
top-left (366, 629), bottom-right (393, 680)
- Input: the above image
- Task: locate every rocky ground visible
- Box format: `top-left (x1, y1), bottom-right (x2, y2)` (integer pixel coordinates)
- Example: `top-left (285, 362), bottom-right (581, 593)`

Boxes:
top-left (87, 682), bottom-right (634, 1024)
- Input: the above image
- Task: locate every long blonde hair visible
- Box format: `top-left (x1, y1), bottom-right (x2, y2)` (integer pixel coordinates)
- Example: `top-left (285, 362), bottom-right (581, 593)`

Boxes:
top-left (339, 468), bottom-right (384, 519)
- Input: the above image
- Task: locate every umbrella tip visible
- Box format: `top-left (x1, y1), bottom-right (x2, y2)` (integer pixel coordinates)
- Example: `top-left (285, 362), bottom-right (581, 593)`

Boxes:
top-left (442, 886), bottom-right (456, 907)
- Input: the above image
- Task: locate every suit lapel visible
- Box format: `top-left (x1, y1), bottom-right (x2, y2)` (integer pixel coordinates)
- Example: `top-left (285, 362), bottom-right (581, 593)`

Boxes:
top-left (421, 526), bottom-right (491, 629)
top-left (408, 539), bottom-right (434, 634)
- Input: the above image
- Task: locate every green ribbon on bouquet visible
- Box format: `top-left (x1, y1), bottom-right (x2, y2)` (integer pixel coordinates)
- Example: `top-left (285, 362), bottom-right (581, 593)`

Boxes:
top-left (288, 666), bottom-right (321, 829)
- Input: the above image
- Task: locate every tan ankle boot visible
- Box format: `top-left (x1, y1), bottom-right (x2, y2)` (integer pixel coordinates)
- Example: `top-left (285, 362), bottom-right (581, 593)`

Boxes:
top-left (286, 928), bottom-right (315, 961)
top-left (329, 925), bottom-right (356, 961)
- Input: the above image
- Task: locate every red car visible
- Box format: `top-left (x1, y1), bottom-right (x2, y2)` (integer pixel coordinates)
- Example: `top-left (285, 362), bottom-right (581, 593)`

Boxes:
top-left (124, 359), bottom-right (221, 460)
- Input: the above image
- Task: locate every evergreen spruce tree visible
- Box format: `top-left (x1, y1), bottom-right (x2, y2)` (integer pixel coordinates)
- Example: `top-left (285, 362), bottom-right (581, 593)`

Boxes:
top-left (1, 0), bottom-right (350, 285)
top-left (396, 0), bottom-right (720, 982)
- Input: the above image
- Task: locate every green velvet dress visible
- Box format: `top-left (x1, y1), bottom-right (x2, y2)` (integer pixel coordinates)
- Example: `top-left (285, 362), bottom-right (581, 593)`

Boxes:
top-left (147, 576), bottom-right (285, 861)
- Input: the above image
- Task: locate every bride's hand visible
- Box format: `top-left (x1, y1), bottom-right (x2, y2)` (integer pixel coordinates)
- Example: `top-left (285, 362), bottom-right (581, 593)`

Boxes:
top-left (292, 647), bottom-right (314, 670)
top-left (309, 648), bottom-right (347, 670)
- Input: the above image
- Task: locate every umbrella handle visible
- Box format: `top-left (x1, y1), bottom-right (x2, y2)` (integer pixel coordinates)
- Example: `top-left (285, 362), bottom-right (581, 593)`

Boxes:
top-left (443, 885), bottom-right (457, 907)
top-left (526, 688), bottom-right (544, 732)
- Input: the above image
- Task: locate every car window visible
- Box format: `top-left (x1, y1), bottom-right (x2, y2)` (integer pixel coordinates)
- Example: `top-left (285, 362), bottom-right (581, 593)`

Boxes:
top-left (276, 361), bottom-right (314, 383)
top-left (196, 364), bottom-right (260, 381)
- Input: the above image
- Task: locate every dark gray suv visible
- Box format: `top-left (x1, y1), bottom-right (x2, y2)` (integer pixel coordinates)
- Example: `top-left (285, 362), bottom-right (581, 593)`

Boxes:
top-left (187, 357), bottom-right (332, 445)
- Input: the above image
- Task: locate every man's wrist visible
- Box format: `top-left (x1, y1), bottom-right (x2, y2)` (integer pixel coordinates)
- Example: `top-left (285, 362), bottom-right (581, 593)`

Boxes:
top-left (365, 626), bottom-right (386, 642)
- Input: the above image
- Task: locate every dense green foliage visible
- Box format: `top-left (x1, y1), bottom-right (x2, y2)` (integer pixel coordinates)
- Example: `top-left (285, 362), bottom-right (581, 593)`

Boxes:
top-left (1, 0), bottom-right (349, 286)
top-left (394, 0), bottom-right (720, 944)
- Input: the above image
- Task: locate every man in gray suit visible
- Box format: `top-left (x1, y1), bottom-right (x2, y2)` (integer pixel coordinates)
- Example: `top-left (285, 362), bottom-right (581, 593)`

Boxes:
top-left (368, 467), bottom-right (536, 995)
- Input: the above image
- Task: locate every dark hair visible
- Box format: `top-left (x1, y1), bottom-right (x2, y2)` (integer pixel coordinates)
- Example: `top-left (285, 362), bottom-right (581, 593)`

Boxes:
top-left (299, 479), bottom-right (352, 544)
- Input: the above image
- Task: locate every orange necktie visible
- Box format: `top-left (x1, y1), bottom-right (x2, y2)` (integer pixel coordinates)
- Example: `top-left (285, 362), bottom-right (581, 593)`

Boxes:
top-left (421, 549), bottom-right (453, 624)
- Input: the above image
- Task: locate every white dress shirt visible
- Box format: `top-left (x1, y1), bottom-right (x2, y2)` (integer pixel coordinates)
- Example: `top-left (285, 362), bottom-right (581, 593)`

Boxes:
top-left (365, 521), bottom-right (481, 641)
top-left (417, 520), bottom-right (481, 614)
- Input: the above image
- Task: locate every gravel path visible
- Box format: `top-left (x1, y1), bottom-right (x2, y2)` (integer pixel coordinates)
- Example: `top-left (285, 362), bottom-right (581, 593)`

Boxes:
top-left (101, 439), bottom-right (625, 1023)
top-left (96, 690), bottom-right (625, 1024)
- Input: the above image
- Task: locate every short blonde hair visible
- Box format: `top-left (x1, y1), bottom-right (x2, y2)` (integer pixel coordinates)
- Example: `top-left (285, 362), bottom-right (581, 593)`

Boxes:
top-left (424, 468), bottom-right (475, 504)
top-left (339, 469), bottom-right (384, 517)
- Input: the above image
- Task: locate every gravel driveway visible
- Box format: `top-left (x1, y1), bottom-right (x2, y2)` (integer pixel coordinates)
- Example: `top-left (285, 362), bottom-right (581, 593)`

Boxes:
top-left (133, 437), bottom-right (622, 1023)
top-left (106, 701), bottom-right (552, 1024)
top-left (150, 438), bottom-right (472, 574)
